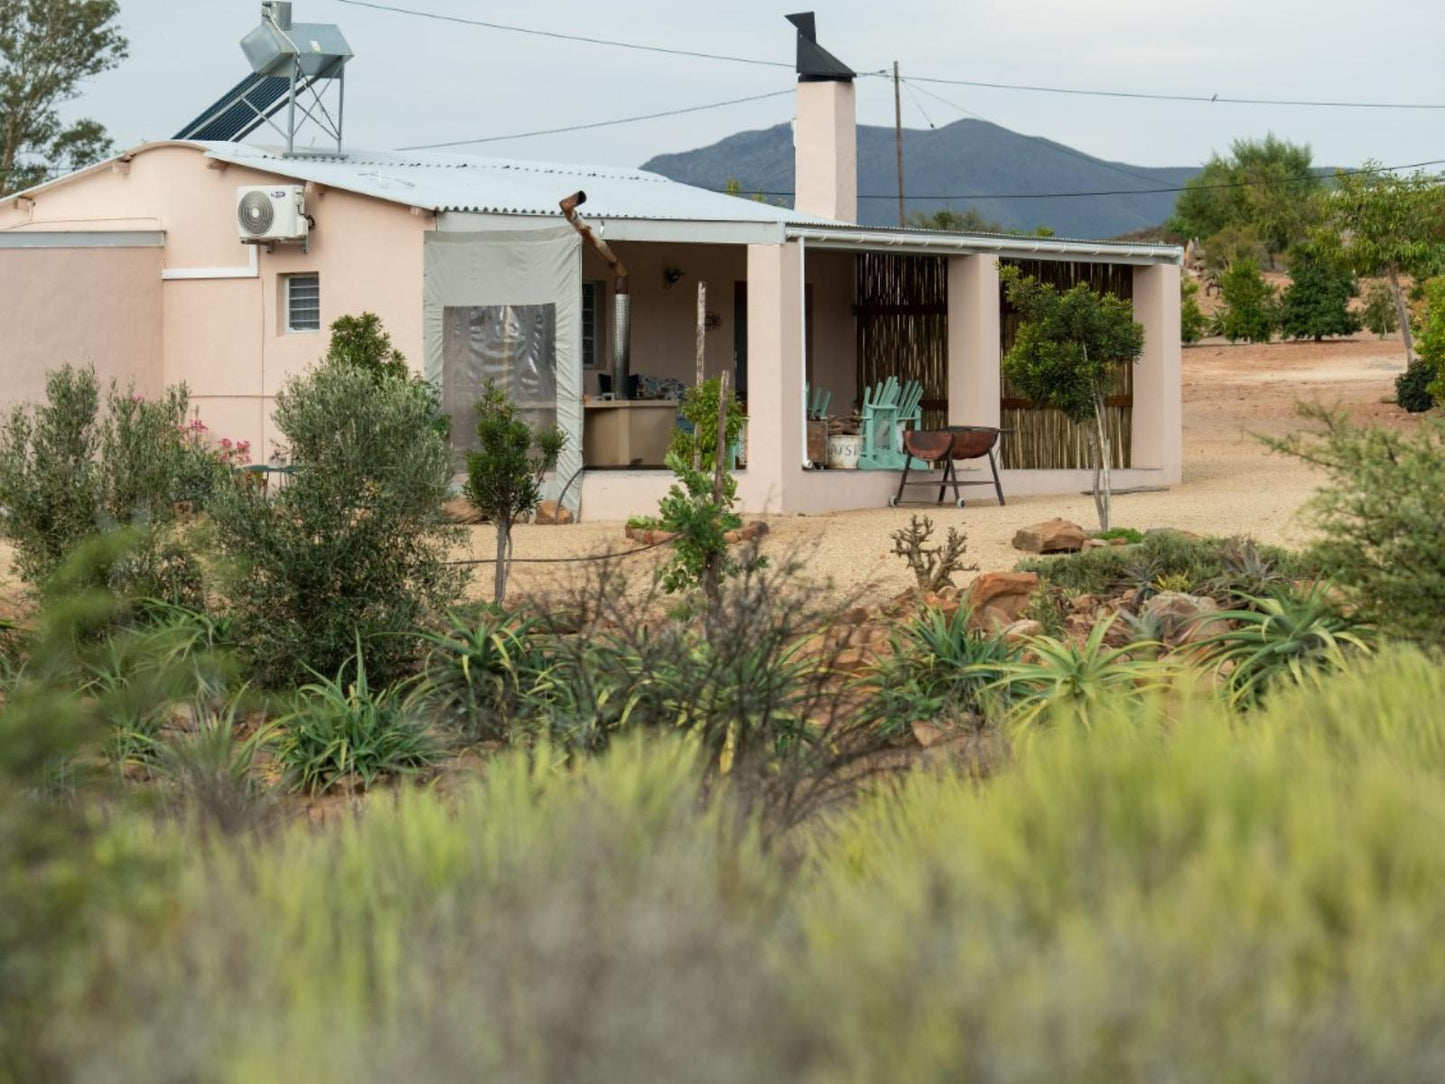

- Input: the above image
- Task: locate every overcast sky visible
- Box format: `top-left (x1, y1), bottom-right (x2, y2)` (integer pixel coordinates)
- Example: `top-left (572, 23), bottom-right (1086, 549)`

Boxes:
top-left (74, 0), bottom-right (1445, 174)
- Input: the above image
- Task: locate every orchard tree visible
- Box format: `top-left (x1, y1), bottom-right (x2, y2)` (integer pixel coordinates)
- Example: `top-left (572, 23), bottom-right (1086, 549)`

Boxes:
top-left (1279, 250), bottom-right (1360, 341)
top-left (0, 0), bottom-right (128, 196)
top-left (1217, 260), bottom-right (1278, 344)
top-left (1000, 265), bottom-right (1145, 531)
top-left (1320, 164), bottom-right (1445, 364)
top-left (1169, 135), bottom-right (1324, 265)
top-left (465, 381), bottom-right (564, 603)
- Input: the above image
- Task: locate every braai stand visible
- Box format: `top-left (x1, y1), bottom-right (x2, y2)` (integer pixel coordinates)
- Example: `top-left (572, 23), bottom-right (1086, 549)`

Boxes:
top-left (888, 426), bottom-right (1006, 509)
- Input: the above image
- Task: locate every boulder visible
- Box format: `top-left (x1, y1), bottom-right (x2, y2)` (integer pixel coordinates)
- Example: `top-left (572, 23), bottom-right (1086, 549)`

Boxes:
top-left (1000, 618), bottom-right (1045, 644)
top-left (966, 572), bottom-right (1039, 633)
top-left (1141, 591), bottom-right (1221, 646)
top-left (443, 497), bottom-right (485, 525)
top-left (1012, 518), bottom-right (1087, 554)
top-left (534, 500), bottom-right (575, 526)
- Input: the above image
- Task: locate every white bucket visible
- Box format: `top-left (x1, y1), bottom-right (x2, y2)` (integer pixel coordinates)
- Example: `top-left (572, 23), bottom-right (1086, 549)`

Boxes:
top-left (827, 433), bottom-right (864, 470)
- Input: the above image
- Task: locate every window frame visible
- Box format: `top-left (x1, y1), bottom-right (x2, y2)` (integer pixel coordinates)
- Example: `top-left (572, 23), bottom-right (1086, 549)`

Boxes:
top-left (581, 279), bottom-right (606, 369)
top-left (283, 272), bottom-right (321, 334)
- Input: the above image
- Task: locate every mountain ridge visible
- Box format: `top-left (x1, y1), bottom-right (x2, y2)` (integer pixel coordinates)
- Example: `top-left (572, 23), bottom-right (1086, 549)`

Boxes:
top-left (642, 118), bottom-right (1200, 239)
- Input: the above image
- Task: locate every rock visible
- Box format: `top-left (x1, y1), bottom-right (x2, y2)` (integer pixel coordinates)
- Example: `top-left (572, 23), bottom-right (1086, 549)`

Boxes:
top-left (534, 499), bottom-right (574, 525)
top-left (724, 520), bottom-right (770, 544)
top-left (911, 720), bottom-right (946, 748)
top-left (1012, 518), bottom-right (1087, 554)
top-left (443, 497), bottom-right (485, 524)
top-left (1081, 538), bottom-right (1109, 551)
top-left (839, 606), bottom-right (872, 626)
top-left (921, 587), bottom-right (962, 620)
top-left (1001, 618), bottom-right (1045, 644)
top-left (1141, 591), bottom-right (1221, 646)
top-left (966, 572), bottom-right (1039, 633)
top-left (1109, 536), bottom-right (1131, 547)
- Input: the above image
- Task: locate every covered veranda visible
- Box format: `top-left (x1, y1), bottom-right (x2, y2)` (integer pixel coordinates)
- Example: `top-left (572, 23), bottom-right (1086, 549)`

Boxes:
top-left (574, 225), bottom-right (1182, 522)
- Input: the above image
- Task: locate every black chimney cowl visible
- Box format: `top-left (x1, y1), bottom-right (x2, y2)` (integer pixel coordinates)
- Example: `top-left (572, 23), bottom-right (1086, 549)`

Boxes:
top-left (785, 12), bottom-right (855, 82)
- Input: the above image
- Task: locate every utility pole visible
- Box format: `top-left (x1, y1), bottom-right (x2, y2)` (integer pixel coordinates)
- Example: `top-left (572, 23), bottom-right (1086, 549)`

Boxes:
top-left (893, 60), bottom-right (906, 227)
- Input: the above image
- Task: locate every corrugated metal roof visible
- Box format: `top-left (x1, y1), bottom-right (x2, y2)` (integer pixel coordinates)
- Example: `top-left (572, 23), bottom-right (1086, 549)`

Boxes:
top-left (195, 142), bottom-right (844, 226)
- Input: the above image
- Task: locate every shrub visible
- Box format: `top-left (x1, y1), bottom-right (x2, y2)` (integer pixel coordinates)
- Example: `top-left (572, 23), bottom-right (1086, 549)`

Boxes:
top-left (465, 380), bottom-right (565, 603)
top-left (1278, 251), bottom-right (1360, 341)
top-left (1396, 359), bottom-right (1436, 412)
top-left (0, 366), bottom-right (100, 584)
top-left (1216, 259), bottom-right (1278, 343)
top-left (890, 515), bottom-right (977, 593)
top-left (1361, 281), bottom-right (1401, 338)
top-left (531, 554), bottom-right (895, 835)
top-left (1180, 278), bottom-right (1208, 344)
top-left (654, 377), bottom-right (748, 605)
top-left (276, 646), bottom-right (440, 794)
top-left (1417, 277), bottom-right (1445, 402)
top-left (861, 607), bottom-right (1017, 736)
top-left (0, 368), bottom-right (220, 598)
top-left (323, 311), bottom-right (409, 382)
top-left (983, 615), bottom-right (1174, 729)
top-left (1016, 530), bottom-right (1309, 601)
top-left (1194, 584), bottom-right (1375, 707)
top-left (410, 607), bottom-right (548, 744)
top-left (209, 360), bottom-right (464, 687)
top-left (1267, 405), bottom-right (1445, 642)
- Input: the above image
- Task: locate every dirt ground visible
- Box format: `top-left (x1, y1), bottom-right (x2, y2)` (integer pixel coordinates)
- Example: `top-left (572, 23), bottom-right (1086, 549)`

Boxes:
top-left (482, 333), bottom-right (1419, 607)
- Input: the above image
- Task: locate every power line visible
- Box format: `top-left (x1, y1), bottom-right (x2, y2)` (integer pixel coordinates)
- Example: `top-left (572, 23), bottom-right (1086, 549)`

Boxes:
top-left (904, 79), bottom-right (1166, 190)
top-left (397, 89), bottom-right (794, 150)
top-left (331, 0), bottom-right (1445, 112)
top-left (905, 74), bottom-right (1445, 111)
top-left (331, 0), bottom-right (794, 69)
top-left (715, 157), bottom-right (1445, 202)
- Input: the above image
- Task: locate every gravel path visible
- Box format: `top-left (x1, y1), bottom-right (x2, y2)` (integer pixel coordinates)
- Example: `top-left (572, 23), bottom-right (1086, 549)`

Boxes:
top-left (484, 336), bottom-right (1420, 606)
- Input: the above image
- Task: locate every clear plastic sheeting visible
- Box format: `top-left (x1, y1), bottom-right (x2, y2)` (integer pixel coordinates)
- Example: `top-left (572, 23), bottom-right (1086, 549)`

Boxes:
top-left (441, 304), bottom-right (558, 452)
top-left (424, 227), bottom-right (582, 512)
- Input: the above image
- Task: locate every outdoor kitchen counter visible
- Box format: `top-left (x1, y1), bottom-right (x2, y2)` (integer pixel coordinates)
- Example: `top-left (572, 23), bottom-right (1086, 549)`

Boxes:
top-left (582, 399), bottom-right (679, 468)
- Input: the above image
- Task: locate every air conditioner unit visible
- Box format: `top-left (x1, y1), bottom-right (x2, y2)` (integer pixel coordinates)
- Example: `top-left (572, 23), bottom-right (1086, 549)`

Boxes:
top-left (236, 185), bottom-right (308, 243)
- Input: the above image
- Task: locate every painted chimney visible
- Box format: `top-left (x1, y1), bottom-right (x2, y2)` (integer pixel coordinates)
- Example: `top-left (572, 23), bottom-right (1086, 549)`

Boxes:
top-left (787, 12), bottom-right (857, 223)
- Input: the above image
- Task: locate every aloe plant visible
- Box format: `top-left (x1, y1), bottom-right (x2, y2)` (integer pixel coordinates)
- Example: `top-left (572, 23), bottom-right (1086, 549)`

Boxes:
top-left (981, 615), bottom-right (1174, 730)
top-left (1193, 585), bottom-right (1375, 707)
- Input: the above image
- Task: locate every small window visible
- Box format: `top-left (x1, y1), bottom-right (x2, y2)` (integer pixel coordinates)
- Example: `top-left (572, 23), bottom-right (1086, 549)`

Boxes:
top-left (285, 273), bottom-right (321, 332)
top-left (581, 280), bottom-right (605, 368)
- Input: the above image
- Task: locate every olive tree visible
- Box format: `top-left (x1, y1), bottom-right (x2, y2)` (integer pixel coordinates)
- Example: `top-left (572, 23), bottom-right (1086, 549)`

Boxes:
top-left (1000, 264), bottom-right (1145, 531)
top-left (209, 361), bottom-right (463, 687)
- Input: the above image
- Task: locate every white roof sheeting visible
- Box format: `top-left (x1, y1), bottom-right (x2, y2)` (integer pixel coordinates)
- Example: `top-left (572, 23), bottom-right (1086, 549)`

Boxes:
top-left (195, 142), bottom-right (844, 226)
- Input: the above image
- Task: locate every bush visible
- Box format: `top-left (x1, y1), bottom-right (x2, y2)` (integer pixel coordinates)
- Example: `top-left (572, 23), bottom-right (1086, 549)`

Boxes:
top-left (410, 606), bottom-right (548, 744)
top-left (655, 377), bottom-right (748, 603)
top-left (0, 366), bottom-right (101, 584)
top-left (1361, 281), bottom-right (1401, 338)
top-left (1180, 278), bottom-right (1208, 344)
top-left (0, 368), bottom-right (219, 603)
top-left (1193, 584), bottom-right (1375, 707)
top-left (209, 360), bottom-right (464, 688)
top-left (1016, 530), bottom-right (1310, 601)
top-left (1216, 259), bottom-right (1278, 343)
top-left (1268, 405), bottom-right (1445, 643)
top-left (861, 606), bottom-right (1017, 736)
top-left (47, 653), bottom-right (1445, 1081)
top-left (1278, 251), bottom-right (1360, 341)
top-left (1396, 359), bottom-right (1436, 412)
top-left (276, 646), bottom-right (440, 794)
top-left (1417, 277), bottom-right (1445, 402)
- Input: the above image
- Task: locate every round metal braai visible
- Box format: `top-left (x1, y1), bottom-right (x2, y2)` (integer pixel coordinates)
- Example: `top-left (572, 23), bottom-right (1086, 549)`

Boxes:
top-left (238, 190), bottom-right (275, 236)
